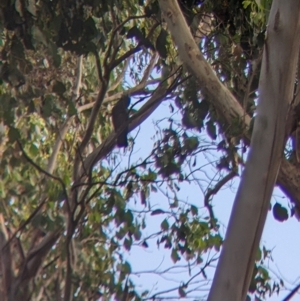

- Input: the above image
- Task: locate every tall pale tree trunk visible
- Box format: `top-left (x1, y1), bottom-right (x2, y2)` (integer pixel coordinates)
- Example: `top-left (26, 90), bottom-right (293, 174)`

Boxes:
top-left (158, 0), bottom-right (300, 300)
top-left (207, 2), bottom-right (300, 300)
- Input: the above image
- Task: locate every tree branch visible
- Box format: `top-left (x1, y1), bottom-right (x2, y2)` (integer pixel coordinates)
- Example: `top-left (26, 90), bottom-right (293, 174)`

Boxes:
top-left (204, 171), bottom-right (237, 226)
top-left (82, 84), bottom-right (170, 174)
top-left (107, 57), bottom-right (130, 92)
top-left (157, 0), bottom-right (300, 207)
top-left (78, 81), bottom-right (159, 113)
top-left (158, 1), bottom-right (300, 301)
top-left (12, 229), bottom-right (61, 299)
top-left (282, 283), bottom-right (300, 301)
top-left (0, 214), bottom-right (12, 301)
top-left (47, 56), bottom-right (83, 174)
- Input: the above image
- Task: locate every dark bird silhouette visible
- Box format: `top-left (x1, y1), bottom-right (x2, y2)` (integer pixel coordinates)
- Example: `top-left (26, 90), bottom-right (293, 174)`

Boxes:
top-left (112, 95), bottom-right (130, 147)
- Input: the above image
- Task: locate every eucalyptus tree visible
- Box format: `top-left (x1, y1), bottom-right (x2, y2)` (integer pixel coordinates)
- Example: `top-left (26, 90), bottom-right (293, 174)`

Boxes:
top-left (0, 0), bottom-right (295, 301)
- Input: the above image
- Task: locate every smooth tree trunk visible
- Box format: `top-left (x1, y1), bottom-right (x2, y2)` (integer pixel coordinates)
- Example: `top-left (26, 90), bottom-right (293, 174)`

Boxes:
top-left (158, 0), bottom-right (300, 300)
top-left (207, 1), bottom-right (300, 300)
top-left (157, 0), bottom-right (300, 209)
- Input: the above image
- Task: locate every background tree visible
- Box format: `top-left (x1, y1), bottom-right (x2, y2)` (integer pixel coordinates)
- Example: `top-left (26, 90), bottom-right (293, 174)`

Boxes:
top-left (0, 0), bottom-right (298, 300)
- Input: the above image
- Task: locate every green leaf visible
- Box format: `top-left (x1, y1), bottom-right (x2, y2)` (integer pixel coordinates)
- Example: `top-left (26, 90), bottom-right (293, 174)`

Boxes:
top-left (52, 80), bottom-right (66, 96)
top-left (178, 286), bottom-right (186, 297)
top-left (140, 190), bottom-right (146, 205)
top-left (115, 208), bottom-right (126, 226)
top-left (170, 197), bottom-right (179, 208)
top-left (243, 1), bottom-right (252, 9)
top-left (141, 170), bottom-right (157, 181)
top-left (197, 256), bottom-right (203, 264)
top-left (160, 219), bottom-right (169, 231)
top-left (155, 29), bottom-right (168, 59)
top-left (141, 290), bottom-right (149, 297)
top-left (123, 261), bottom-right (132, 274)
top-left (144, 1), bottom-right (159, 16)
top-left (116, 261), bottom-right (131, 274)
top-left (206, 120), bottom-right (217, 140)
top-left (184, 136), bottom-right (199, 153)
top-left (11, 36), bottom-right (25, 60)
top-left (84, 17), bottom-right (98, 40)
top-left (8, 127), bottom-right (20, 142)
top-left (256, 248), bottom-right (262, 261)
top-left (197, 99), bottom-right (209, 120)
top-left (68, 101), bottom-right (77, 116)
top-left (0, 181), bottom-right (5, 198)
top-left (171, 248), bottom-right (180, 263)
top-left (160, 162), bottom-right (180, 177)
top-left (125, 210), bottom-right (133, 226)
top-left (42, 95), bottom-right (54, 118)
top-left (48, 42), bottom-right (62, 68)
top-left (29, 143), bottom-right (39, 156)
top-left (32, 25), bottom-right (47, 46)
top-left (124, 238), bottom-right (132, 251)
top-left (258, 266), bottom-right (269, 279)
top-left (142, 240), bottom-right (149, 248)
top-left (3, 107), bottom-right (15, 126)
top-left (182, 111), bottom-right (197, 129)
top-left (133, 228), bottom-right (142, 241)
top-left (193, 238), bottom-right (205, 250)
top-left (190, 205), bottom-right (198, 216)
top-left (116, 227), bottom-right (126, 240)
top-left (273, 203), bottom-right (289, 222)
top-left (151, 209), bottom-right (165, 215)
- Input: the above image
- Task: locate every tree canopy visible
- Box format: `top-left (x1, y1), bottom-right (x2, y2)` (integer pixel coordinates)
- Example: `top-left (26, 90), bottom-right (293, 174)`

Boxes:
top-left (0, 0), bottom-right (298, 300)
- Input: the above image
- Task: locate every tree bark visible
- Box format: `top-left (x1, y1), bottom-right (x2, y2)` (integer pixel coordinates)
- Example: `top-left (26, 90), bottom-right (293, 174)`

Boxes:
top-left (157, 0), bottom-right (300, 207)
top-left (207, 2), bottom-right (300, 300)
top-left (158, 0), bottom-right (300, 300)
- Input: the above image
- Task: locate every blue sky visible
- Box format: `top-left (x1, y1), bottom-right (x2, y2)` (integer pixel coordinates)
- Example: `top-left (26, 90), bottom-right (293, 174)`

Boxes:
top-left (115, 95), bottom-right (300, 301)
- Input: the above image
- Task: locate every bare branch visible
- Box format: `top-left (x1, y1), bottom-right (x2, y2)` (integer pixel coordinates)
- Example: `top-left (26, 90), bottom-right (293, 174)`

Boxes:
top-left (158, 1), bottom-right (300, 301)
top-left (47, 56), bottom-right (83, 174)
top-left (204, 171), bottom-right (237, 226)
top-left (63, 225), bottom-right (76, 301)
top-left (47, 119), bottom-right (73, 174)
top-left (81, 67), bottom-right (183, 175)
top-left (140, 53), bottom-right (159, 84)
top-left (282, 283), bottom-right (300, 301)
top-left (157, 0), bottom-right (300, 208)
top-left (110, 44), bottom-right (143, 70)
top-left (83, 84), bottom-right (169, 174)
top-left (94, 51), bottom-right (104, 84)
top-left (79, 79), bottom-right (159, 113)
top-left (0, 214), bottom-right (12, 301)
top-left (11, 229), bottom-right (61, 299)
top-left (17, 140), bottom-right (68, 201)
top-left (107, 58), bottom-right (130, 92)
top-left (74, 77), bottom-right (108, 181)
top-left (103, 14), bottom-right (148, 69)
top-left (72, 56), bottom-right (83, 99)
top-left (110, 22), bottom-right (160, 70)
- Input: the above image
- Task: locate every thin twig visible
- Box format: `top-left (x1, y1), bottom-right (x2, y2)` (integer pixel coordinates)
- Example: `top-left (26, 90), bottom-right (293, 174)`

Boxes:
top-left (282, 283), bottom-right (300, 301)
top-left (204, 171), bottom-right (237, 226)
top-left (78, 79), bottom-right (159, 113)
top-left (103, 14), bottom-right (148, 69)
top-left (17, 140), bottom-right (68, 202)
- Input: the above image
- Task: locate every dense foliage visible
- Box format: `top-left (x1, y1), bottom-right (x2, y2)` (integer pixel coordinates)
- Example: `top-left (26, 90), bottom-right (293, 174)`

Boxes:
top-left (0, 0), bottom-right (287, 300)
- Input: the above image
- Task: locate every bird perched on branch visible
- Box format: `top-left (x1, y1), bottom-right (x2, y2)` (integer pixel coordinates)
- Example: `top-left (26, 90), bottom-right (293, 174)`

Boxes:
top-left (112, 95), bottom-right (131, 147)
